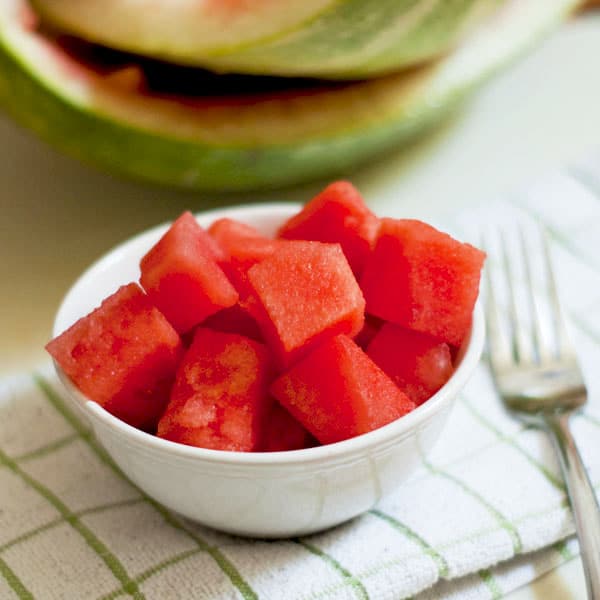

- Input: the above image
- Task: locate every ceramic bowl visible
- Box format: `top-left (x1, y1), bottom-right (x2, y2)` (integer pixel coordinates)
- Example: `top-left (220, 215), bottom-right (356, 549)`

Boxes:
top-left (52, 204), bottom-right (485, 538)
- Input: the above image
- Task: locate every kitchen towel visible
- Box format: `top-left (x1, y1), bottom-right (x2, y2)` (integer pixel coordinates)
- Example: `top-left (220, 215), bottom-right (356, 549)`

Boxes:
top-left (2, 155), bottom-right (600, 599)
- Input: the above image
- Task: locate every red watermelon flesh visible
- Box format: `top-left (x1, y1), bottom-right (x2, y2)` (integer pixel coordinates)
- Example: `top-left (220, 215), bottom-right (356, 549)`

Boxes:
top-left (367, 323), bottom-right (453, 405)
top-left (247, 241), bottom-right (365, 367)
top-left (277, 181), bottom-right (379, 277)
top-left (260, 402), bottom-right (317, 452)
top-left (219, 262), bottom-right (256, 302)
top-left (140, 211), bottom-right (238, 334)
top-left (46, 283), bottom-right (183, 431)
top-left (208, 217), bottom-right (281, 299)
top-left (271, 335), bottom-right (415, 445)
top-left (202, 303), bottom-right (264, 342)
top-left (157, 328), bottom-right (274, 451)
top-left (354, 314), bottom-right (384, 350)
top-left (360, 218), bottom-right (485, 346)
top-left (208, 218), bottom-right (279, 266)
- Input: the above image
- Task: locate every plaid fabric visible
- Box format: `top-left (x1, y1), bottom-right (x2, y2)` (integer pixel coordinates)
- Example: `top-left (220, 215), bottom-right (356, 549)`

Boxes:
top-left (2, 157), bottom-right (600, 599)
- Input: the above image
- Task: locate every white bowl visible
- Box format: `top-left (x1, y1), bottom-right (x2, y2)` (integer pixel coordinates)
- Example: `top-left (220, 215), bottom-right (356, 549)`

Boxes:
top-left (52, 203), bottom-right (485, 538)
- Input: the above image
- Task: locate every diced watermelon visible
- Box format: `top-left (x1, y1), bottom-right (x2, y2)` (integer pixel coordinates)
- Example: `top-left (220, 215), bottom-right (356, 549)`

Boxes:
top-left (360, 219), bottom-right (485, 346)
top-left (209, 218), bottom-right (280, 267)
top-left (208, 217), bottom-right (281, 298)
top-left (157, 328), bottom-right (274, 452)
top-left (202, 303), bottom-right (264, 342)
top-left (271, 335), bottom-right (415, 445)
top-left (247, 241), bottom-right (365, 366)
top-left (277, 181), bottom-right (379, 276)
top-left (140, 211), bottom-right (238, 334)
top-left (46, 283), bottom-right (183, 431)
top-left (367, 323), bottom-right (453, 405)
top-left (260, 402), bottom-right (317, 452)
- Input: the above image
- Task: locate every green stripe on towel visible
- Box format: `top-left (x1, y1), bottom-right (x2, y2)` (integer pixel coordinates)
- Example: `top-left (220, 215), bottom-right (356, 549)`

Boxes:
top-left (0, 446), bottom-right (145, 599)
top-left (0, 556), bottom-right (34, 600)
top-left (34, 373), bottom-right (259, 600)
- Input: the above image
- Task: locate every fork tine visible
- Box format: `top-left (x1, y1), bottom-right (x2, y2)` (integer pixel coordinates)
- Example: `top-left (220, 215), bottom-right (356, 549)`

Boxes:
top-left (541, 230), bottom-right (573, 359)
top-left (500, 230), bottom-right (535, 364)
top-left (519, 227), bottom-right (552, 364)
top-left (482, 235), bottom-right (513, 373)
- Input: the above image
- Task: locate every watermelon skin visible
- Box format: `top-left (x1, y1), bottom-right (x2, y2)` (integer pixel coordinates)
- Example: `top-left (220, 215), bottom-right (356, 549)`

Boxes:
top-left (30, 0), bottom-right (495, 79)
top-left (0, 0), bottom-right (579, 192)
top-left (29, 0), bottom-right (338, 69)
top-left (0, 32), bottom-right (454, 192)
top-left (46, 283), bottom-right (183, 431)
top-left (140, 212), bottom-right (238, 334)
top-left (360, 219), bottom-right (485, 346)
top-left (277, 181), bottom-right (379, 277)
top-left (157, 328), bottom-right (274, 452)
top-left (247, 241), bottom-right (365, 367)
top-left (367, 323), bottom-right (453, 405)
top-left (260, 403), bottom-right (317, 452)
top-left (271, 335), bottom-right (415, 445)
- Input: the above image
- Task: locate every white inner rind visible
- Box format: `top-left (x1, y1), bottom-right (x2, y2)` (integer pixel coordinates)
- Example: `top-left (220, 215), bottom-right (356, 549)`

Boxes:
top-left (30, 0), bottom-right (337, 59)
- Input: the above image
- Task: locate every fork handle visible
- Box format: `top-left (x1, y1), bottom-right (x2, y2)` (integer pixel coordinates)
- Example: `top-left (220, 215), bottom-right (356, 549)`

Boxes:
top-left (546, 411), bottom-right (600, 599)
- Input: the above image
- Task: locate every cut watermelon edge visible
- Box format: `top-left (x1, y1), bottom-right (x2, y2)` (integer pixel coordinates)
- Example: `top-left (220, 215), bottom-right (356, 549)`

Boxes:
top-left (0, 0), bottom-right (582, 191)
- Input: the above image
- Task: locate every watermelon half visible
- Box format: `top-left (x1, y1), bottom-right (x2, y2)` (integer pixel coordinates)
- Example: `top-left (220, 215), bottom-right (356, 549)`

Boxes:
top-left (30, 0), bottom-right (496, 79)
top-left (0, 0), bottom-right (581, 191)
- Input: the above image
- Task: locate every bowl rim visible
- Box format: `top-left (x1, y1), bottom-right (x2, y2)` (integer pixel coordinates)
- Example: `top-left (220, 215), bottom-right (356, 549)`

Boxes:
top-left (52, 202), bottom-right (485, 467)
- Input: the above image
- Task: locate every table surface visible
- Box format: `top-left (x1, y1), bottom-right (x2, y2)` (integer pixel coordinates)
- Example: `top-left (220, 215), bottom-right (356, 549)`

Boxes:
top-left (3, 11), bottom-right (600, 598)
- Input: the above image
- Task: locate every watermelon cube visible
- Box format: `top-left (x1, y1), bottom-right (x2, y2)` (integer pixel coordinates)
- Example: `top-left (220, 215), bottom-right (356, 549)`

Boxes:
top-left (367, 323), bottom-right (453, 405)
top-left (260, 403), bottom-right (317, 452)
top-left (140, 211), bottom-right (238, 334)
top-left (247, 241), bottom-right (365, 366)
top-left (360, 219), bottom-right (485, 346)
top-left (46, 283), bottom-right (183, 431)
top-left (157, 328), bottom-right (274, 452)
top-left (209, 218), bottom-right (280, 268)
top-left (208, 217), bottom-right (281, 299)
top-left (277, 181), bottom-right (379, 276)
top-left (271, 335), bottom-right (415, 445)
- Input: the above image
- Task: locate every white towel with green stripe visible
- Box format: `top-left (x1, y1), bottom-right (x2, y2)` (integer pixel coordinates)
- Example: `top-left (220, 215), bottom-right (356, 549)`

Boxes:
top-left (2, 157), bottom-right (600, 600)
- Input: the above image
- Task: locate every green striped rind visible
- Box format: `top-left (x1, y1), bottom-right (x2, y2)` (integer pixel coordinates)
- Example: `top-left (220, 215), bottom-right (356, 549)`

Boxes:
top-left (359, 0), bottom-right (485, 74)
top-left (29, 0), bottom-right (341, 68)
top-left (29, 0), bottom-right (500, 78)
top-left (0, 35), bottom-right (439, 191)
top-left (0, 0), bottom-right (582, 192)
top-left (204, 0), bottom-right (492, 79)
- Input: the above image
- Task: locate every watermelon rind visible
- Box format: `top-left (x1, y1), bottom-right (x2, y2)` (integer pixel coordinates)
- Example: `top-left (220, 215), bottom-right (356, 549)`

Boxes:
top-left (31, 0), bottom-right (497, 79)
top-left (0, 0), bottom-right (583, 192)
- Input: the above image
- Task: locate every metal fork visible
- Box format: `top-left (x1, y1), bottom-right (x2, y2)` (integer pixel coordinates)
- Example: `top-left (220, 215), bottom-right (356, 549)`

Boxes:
top-left (485, 227), bottom-right (600, 599)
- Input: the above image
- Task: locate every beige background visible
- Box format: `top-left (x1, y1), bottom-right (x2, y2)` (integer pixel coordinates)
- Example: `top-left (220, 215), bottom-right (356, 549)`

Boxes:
top-left (2, 11), bottom-right (600, 598)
